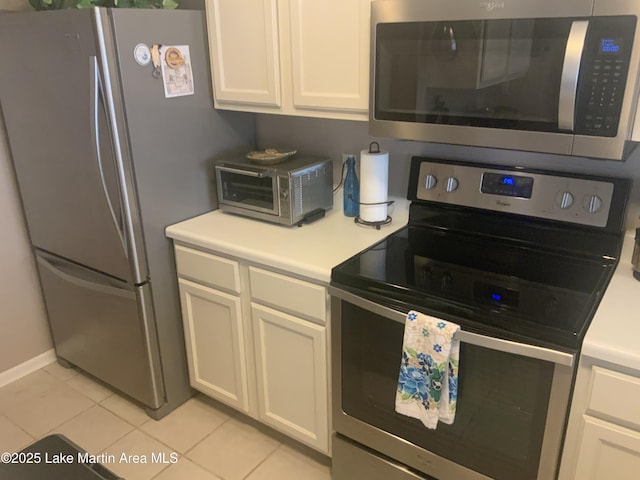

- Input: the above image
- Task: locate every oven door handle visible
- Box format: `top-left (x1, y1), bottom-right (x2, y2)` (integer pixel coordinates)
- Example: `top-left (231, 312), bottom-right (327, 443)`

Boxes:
top-left (558, 20), bottom-right (589, 131)
top-left (216, 165), bottom-right (270, 178)
top-left (329, 286), bottom-right (575, 368)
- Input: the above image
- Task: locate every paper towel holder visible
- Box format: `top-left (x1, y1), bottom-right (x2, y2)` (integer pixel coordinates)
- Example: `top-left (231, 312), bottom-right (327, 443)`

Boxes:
top-left (354, 211), bottom-right (393, 229)
top-left (355, 142), bottom-right (394, 229)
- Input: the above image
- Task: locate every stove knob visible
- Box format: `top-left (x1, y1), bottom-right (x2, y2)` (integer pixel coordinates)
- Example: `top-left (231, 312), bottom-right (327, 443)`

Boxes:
top-left (425, 175), bottom-right (438, 190)
top-left (584, 194), bottom-right (603, 214)
top-left (557, 191), bottom-right (574, 209)
top-left (445, 177), bottom-right (459, 192)
top-left (440, 272), bottom-right (453, 291)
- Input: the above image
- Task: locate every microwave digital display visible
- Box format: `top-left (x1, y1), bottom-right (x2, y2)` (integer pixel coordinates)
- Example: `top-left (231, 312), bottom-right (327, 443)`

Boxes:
top-left (600, 38), bottom-right (622, 54)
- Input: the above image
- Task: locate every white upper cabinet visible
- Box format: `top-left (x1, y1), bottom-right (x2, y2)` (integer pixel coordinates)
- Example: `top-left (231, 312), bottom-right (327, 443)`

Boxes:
top-left (288, 0), bottom-right (370, 114)
top-left (206, 0), bottom-right (371, 120)
top-left (206, 0), bottom-right (281, 107)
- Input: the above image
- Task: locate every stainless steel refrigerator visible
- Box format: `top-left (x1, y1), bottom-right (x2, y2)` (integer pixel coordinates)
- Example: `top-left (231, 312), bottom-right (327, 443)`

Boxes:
top-left (0, 7), bottom-right (254, 418)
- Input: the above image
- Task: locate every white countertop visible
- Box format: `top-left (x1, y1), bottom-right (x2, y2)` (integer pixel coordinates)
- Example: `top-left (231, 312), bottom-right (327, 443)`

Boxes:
top-left (166, 197), bottom-right (410, 284)
top-left (582, 230), bottom-right (640, 372)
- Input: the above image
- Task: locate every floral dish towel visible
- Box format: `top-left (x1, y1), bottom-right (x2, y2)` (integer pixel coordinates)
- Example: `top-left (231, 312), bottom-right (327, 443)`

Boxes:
top-left (395, 310), bottom-right (460, 429)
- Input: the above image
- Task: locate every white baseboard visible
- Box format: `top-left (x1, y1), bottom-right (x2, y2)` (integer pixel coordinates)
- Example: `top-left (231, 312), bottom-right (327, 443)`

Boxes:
top-left (0, 349), bottom-right (57, 388)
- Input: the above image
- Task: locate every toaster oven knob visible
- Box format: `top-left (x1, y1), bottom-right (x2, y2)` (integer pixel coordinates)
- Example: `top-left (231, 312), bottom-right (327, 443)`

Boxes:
top-left (425, 175), bottom-right (438, 190)
top-left (280, 189), bottom-right (289, 199)
top-left (445, 177), bottom-right (459, 192)
top-left (557, 191), bottom-right (574, 209)
top-left (584, 194), bottom-right (603, 214)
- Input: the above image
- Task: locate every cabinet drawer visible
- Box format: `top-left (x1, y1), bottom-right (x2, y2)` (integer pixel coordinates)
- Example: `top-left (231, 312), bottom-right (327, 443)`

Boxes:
top-left (175, 245), bottom-right (240, 294)
top-left (588, 367), bottom-right (640, 429)
top-left (249, 267), bottom-right (326, 324)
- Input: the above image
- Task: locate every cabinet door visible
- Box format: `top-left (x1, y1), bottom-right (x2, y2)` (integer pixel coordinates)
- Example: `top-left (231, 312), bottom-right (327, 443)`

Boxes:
top-left (206, 0), bottom-right (281, 108)
top-left (179, 278), bottom-right (249, 413)
top-left (288, 0), bottom-right (370, 113)
top-left (574, 416), bottom-right (640, 479)
top-left (251, 304), bottom-right (329, 453)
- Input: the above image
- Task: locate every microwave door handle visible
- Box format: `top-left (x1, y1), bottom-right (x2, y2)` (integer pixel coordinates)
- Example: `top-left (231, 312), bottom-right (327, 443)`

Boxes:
top-left (217, 166), bottom-right (269, 178)
top-left (558, 20), bottom-right (589, 131)
top-left (329, 286), bottom-right (575, 368)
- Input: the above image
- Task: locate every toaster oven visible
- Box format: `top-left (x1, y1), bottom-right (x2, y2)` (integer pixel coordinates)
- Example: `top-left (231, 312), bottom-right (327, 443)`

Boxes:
top-left (215, 155), bottom-right (333, 226)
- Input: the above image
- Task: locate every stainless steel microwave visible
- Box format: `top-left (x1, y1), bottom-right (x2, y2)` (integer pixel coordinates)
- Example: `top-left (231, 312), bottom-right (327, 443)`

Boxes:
top-left (215, 155), bottom-right (333, 226)
top-left (370, 0), bottom-right (640, 160)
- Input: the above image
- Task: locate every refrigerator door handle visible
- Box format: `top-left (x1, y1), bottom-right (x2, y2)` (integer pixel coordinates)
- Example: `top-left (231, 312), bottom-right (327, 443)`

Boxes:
top-left (36, 253), bottom-right (135, 300)
top-left (94, 7), bottom-right (148, 284)
top-left (90, 55), bottom-right (127, 255)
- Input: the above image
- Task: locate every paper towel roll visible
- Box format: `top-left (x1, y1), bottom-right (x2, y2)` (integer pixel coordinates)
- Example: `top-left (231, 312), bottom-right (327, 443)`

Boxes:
top-left (359, 147), bottom-right (389, 222)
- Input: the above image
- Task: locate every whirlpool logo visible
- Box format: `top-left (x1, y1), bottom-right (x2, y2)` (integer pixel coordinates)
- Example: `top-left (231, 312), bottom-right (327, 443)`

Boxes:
top-left (480, 1), bottom-right (505, 12)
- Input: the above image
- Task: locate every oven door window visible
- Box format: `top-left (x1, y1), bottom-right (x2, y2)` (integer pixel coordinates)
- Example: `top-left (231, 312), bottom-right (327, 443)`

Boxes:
top-left (218, 169), bottom-right (278, 215)
top-left (374, 18), bottom-right (572, 132)
top-left (341, 301), bottom-right (554, 480)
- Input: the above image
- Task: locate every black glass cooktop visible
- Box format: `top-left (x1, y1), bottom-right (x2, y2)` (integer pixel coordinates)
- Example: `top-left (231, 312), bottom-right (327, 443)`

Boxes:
top-left (331, 225), bottom-right (616, 351)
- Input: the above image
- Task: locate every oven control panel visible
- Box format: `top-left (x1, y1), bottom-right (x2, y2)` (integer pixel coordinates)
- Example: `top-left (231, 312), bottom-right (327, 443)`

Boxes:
top-left (415, 161), bottom-right (614, 228)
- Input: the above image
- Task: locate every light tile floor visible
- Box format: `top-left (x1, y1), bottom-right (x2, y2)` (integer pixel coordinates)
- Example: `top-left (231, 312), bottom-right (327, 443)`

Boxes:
top-left (0, 362), bottom-right (331, 480)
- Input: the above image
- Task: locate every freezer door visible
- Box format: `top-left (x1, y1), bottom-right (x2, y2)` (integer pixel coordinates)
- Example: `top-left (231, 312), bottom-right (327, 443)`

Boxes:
top-left (0, 9), bottom-right (136, 283)
top-left (35, 250), bottom-right (164, 409)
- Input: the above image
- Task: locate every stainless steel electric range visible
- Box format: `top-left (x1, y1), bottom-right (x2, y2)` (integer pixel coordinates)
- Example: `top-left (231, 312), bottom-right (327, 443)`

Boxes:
top-left (330, 157), bottom-right (630, 480)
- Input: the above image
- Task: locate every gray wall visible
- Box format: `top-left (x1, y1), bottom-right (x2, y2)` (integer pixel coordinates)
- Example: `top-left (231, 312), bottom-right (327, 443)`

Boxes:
top-left (255, 114), bottom-right (640, 229)
top-left (0, 0), bottom-right (52, 375)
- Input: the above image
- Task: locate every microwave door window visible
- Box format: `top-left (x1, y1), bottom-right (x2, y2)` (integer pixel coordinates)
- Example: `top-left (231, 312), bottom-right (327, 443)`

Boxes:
top-left (374, 18), bottom-right (573, 132)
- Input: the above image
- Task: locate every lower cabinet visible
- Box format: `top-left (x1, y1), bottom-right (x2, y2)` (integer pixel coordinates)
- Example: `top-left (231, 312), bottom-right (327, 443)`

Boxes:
top-left (178, 278), bottom-right (249, 413)
top-left (573, 416), bottom-right (640, 479)
top-left (252, 304), bottom-right (328, 452)
top-left (174, 243), bottom-right (330, 455)
top-left (560, 363), bottom-right (640, 479)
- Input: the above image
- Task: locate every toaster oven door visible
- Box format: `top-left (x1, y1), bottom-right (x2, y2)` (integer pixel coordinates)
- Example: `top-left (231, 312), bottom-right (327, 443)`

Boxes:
top-left (216, 165), bottom-right (279, 216)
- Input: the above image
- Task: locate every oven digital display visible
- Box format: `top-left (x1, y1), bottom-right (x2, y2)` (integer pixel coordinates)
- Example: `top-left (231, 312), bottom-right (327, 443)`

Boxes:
top-left (481, 173), bottom-right (534, 199)
top-left (473, 282), bottom-right (519, 309)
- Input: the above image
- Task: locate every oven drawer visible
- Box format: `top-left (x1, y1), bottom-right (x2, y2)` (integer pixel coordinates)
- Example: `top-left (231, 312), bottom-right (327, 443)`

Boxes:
top-left (175, 245), bottom-right (241, 294)
top-left (333, 435), bottom-right (427, 480)
top-left (249, 267), bottom-right (326, 324)
top-left (589, 367), bottom-right (640, 429)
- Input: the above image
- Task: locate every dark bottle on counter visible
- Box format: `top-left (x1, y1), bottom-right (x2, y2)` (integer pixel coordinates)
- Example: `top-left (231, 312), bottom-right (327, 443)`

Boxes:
top-left (343, 155), bottom-right (360, 217)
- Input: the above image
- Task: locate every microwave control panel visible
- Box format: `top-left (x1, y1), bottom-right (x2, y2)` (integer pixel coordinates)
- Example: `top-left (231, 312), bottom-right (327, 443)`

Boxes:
top-left (575, 16), bottom-right (636, 138)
